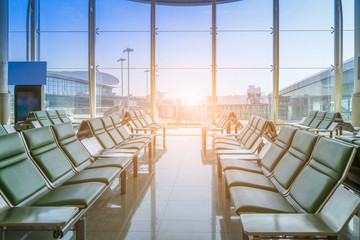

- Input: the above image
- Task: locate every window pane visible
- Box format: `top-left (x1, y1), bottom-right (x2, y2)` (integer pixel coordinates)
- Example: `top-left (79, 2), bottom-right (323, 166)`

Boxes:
top-left (217, 69), bottom-right (271, 120)
top-left (280, 31), bottom-right (333, 68)
top-left (279, 69), bottom-right (334, 121)
top-left (217, 0), bottom-right (272, 30)
top-left (217, 32), bottom-right (272, 68)
top-left (157, 32), bottom-right (211, 68)
top-left (157, 4), bottom-right (211, 30)
top-left (40, 0), bottom-right (88, 31)
top-left (156, 69), bottom-right (212, 123)
top-left (97, 0), bottom-right (150, 31)
top-left (40, 1), bottom-right (89, 119)
top-left (280, 0), bottom-right (333, 30)
top-left (40, 32), bottom-right (88, 69)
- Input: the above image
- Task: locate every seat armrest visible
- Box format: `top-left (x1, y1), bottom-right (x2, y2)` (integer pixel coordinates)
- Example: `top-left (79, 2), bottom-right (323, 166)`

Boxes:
top-left (31, 121), bottom-right (42, 128)
top-left (133, 127), bottom-right (155, 132)
top-left (215, 134), bottom-right (238, 137)
top-left (298, 117), bottom-right (307, 124)
top-left (98, 152), bottom-right (135, 158)
top-left (0, 207), bottom-right (79, 227)
top-left (68, 116), bottom-right (80, 124)
top-left (240, 214), bottom-right (335, 237)
top-left (215, 149), bottom-right (253, 155)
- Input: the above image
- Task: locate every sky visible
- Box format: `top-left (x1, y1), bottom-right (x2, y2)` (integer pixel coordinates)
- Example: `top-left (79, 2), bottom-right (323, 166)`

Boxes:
top-left (8, 0), bottom-right (355, 101)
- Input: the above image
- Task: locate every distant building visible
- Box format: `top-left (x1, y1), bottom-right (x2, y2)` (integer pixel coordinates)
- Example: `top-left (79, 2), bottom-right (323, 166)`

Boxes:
top-left (278, 58), bottom-right (354, 121)
top-left (45, 71), bottom-right (120, 114)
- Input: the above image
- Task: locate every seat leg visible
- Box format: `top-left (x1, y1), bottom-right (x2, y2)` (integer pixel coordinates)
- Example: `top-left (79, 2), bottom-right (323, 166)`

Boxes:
top-left (152, 139), bottom-right (156, 158)
top-left (203, 130), bottom-right (207, 150)
top-left (148, 142), bottom-right (152, 159)
top-left (133, 156), bottom-right (138, 177)
top-left (163, 128), bottom-right (166, 148)
top-left (120, 170), bottom-right (127, 195)
top-left (154, 134), bottom-right (157, 150)
top-left (217, 155), bottom-right (222, 178)
top-left (225, 178), bottom-right (230, 199)
top-left (75, 216), bottom-right (86, 240)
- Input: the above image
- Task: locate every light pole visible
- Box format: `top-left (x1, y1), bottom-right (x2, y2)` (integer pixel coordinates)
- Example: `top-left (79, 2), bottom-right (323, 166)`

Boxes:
top-left (123, 47), bottom-right (134, 110)
top-left (117, 58), bottom-right (126, 99)
top-left (144, 69), bottom-right (150, 99)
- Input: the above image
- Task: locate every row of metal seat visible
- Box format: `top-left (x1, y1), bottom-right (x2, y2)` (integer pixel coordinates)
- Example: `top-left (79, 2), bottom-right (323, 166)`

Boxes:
top-left (0, 115), bottom-right (154, 238)
top-left (201, 110), bottom-right (244, 150)
top-left (213, 115), bottom-right (269, 152)
top-left (84, 114), bottom-right (155, 161)
top-left (0, 122), bottom-right (137, 238)
top-left (26, 110), bottom-right (80, 128)
top-left (123, 110), bottom-right (166, 148)
top-left (289, 111), bottom-right (340, 137)
top-left (215, 124), bottom-right (360, 239)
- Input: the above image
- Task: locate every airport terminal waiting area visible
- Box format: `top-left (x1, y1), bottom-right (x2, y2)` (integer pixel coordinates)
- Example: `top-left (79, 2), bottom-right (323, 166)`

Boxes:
top-left (0, 110), bottom-right (359, 240)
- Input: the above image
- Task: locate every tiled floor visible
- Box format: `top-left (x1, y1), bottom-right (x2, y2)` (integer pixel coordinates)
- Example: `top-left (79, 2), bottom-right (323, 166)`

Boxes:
top-left (6, 128), bottom-right (360, 239)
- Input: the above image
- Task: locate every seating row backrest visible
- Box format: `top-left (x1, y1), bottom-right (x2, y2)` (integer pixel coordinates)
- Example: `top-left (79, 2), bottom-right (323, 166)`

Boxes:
top-left (234, 116), bottom-right (268, 150)
top-left (88, 118), bottom-right (117, 149)
top-left (308, 111), bottom-right (326, 128)
top-left (259, 126), bottom-right (297, 173)
top-left (271, 130), bottom-right (319, 191)
top-left (52, 123), bottom-right (94, 171)
top-left (300, 110), bottom-right (317, 126)
top-left (0, 133), bottom-right (49, 206)
top-left (201, 109), bottom-right (231, 130)
top-left (229, 126), bottom-right (356, 215)
top-left (29, 110), bottom-right (74, 127)
top-left (87, 115), bottom-right (151, 153)
top-left (288, 137), bottom-right (355, 213)
top-left (22, 127), bottom-right (75, 187)
top-left (0, 121), bottom-right (134, 209)
top-left (126, 110), bottom-right (163, 131)
top-left (294, 111), bottom-right (339, 131)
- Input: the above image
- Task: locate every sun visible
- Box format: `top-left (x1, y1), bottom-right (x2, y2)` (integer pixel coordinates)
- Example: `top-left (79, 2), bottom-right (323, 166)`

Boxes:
top-left (184, 95), bottom-right (197, 105)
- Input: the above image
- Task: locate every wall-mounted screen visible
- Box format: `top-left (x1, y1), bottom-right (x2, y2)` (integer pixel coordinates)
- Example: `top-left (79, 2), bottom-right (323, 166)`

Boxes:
top-left (15, 85), bottom-right (43, 122)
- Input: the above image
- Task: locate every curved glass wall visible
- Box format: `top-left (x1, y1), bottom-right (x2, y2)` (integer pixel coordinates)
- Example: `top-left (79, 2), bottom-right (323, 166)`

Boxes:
top-left (7, 0), bottom-right (356, 123)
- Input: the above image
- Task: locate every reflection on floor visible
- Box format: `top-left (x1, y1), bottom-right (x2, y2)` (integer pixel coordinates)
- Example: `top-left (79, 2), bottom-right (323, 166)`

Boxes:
top-left (6, 129), bottom-right (360, 239)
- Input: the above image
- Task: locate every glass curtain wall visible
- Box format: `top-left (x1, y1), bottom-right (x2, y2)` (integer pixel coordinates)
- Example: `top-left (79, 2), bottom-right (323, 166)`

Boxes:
top-left (278, 0), bottom-right (334, 122)
top-left (217, 0), bottom-right (273, 120)
top-left (39, 0), bottom-right (90, 120)
top-left (8, 0), bottom-right (355, 123)
top-left (96, 0), bottom-right (150, 117)
top-left (155, 3), bottom-right (212, 123)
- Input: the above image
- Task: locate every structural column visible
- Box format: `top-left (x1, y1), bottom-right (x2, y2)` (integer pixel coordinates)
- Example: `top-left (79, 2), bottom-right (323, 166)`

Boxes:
top-left (150, 0), bottom-right (156, 121)
top-left (334, 0), bottom-right (343, 113)
top-left (88, 0), bottom-right (96, 118)
top-left (211, 0), bottom-right (217, 123)
top-left (353, 0), bottom-right (360, 126)
top-left (0, 0), bottom-right (10, 124)
top-left (272, 0), bottom-right (279, 123)
top-left (30, 0), bottom-right (40, 61)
